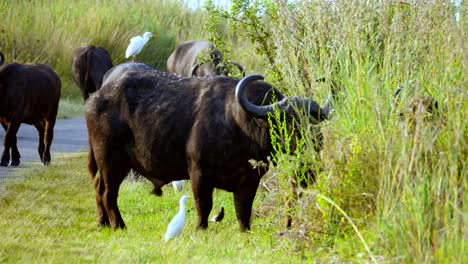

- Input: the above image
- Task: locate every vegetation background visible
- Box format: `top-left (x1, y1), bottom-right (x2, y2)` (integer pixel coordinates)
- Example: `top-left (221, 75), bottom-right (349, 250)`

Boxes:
top-left (0, 0), bottom-right (466, 263)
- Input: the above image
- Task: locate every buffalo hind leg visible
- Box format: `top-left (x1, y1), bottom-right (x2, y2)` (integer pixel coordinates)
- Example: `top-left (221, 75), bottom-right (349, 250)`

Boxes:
top-left (1, 122), bottom-right (20, 166)
top-left (100, 165), bottom-right (129, 229)
top-left (42, 118), bottom-right (56, 165)
top-left (95, 173), bottom-right (110, 227)
top-left (34, 122), bottom-right (46, 164)
top-left (190, 168), bottom-right (214, 229)
top-left (149, 178), bottom-right (165, 196)
top-left (234, 178), bottom-right (260, 231)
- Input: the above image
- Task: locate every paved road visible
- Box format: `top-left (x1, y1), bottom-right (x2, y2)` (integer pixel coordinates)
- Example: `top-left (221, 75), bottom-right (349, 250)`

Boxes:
top-left (0, 117), bottom-right (88, 180)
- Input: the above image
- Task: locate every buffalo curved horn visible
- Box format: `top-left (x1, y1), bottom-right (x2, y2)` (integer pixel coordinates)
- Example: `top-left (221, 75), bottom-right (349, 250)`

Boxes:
top-left (0, 52), bottom-right (4, 66)
top-left (228, 61), bottom-right (245, 77)
top-left (237, 75), bottom-right (332, 122)
top-left (236, 74), bottom-right (287, 118)
top-left (191, 62), bottom-right (204, 77)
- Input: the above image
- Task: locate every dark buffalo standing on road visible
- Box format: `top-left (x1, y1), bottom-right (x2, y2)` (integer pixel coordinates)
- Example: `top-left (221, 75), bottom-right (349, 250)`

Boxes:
top-left (72, 45), bottom-right (113, 100)
top-left (85, 63), bottom-right (332, 231)
top-left (167, 40), bottom-right (245, 77)
top-left (0, 54), bottom-right (61, 166)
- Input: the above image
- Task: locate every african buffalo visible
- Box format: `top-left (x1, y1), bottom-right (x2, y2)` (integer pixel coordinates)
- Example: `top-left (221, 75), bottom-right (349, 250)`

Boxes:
top-left (72, 45), bottom-right (113, 100)
top-left (85, 63), bottom-right (332, 231)
top-left (0, 58), bottom-right (61, 166)
top-left (0, 52), bottom-right (4, 66)
top-left (166, 40), bottom-right (245, 77)
top-left (392, 86), bottom-right (441, 122)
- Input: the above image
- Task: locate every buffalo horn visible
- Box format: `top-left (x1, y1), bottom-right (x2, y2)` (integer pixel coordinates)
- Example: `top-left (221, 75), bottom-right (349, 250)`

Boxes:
top-left (191, 62), bottom-right (204, 77)
top-left (237, 75), bottom-right (331, 122)
top-left (236, 74), bottom-right (287, 118)
top-left (229, 61), bottom-right (245, 77)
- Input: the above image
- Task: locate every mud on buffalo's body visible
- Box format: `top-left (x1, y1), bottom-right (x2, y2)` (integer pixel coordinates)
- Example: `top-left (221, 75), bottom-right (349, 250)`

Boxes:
top-left (0, 60), bottom-right (61, 166)
top-left (72, 45), bottom-right (113, 100)
top-left (85, 63), bottom-right (330, 231)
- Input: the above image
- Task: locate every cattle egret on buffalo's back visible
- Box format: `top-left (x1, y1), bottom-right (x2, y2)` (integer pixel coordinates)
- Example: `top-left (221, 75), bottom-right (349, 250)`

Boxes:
top-left (164, 195), bottom-right (190, 243)
top-left (125, 32), bottom-right (153, 63)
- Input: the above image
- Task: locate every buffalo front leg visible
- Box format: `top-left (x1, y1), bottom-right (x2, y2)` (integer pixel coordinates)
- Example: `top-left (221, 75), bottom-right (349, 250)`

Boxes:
top-left (1, 122), bottom-right (20, 166)
top-left (284, 179), bottom-right (299, 228)
top-left (233, 178), bottom-right (260, 231)
top-left (4, 122), bottom-right (21, 166)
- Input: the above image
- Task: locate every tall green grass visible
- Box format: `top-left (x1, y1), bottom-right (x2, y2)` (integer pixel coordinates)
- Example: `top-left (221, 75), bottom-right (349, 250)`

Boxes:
top-left (0, 0), bottom-right (256, 102)
top-left (248, 1), bottom-right (466, 262)
top-left (0, 0), bottom-right (465, 262)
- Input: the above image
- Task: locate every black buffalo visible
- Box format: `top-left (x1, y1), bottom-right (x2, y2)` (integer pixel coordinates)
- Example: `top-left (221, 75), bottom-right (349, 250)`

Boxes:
top-left (166, 40), bottom-right (245, 77)
top-left (85, 63), bottom-right (331, 231)
top-left (0, 55), bottom-right (61, 166)
top-left (72, 45), bottom-right (113, 100)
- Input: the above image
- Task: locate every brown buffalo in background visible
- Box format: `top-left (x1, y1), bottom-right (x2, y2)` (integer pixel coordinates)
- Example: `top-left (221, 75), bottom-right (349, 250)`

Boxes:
top-left (0, 52), bottom-right (61, 166)
top-left (72, 45), bottom-right (113, 100)
top-left (85, 63), bottom-right (332, 231)
top-left (166, 40), bottom-right (245, 77)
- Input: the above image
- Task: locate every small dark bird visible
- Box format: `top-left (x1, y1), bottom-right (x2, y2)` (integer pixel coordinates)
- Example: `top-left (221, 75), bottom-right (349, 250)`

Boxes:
top-left (210, 206), bottom-right (224, 223)
top-left (391, 86), bottom-right (403, 109)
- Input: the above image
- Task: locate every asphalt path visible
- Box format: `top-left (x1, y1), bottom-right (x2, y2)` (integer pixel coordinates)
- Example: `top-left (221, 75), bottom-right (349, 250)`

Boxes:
top-left (0, 117), bottom-right (89, 181)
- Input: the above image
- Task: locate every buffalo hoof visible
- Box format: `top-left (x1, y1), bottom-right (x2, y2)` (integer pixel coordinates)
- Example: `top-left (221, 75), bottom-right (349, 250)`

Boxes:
top-left (151, 187), bottom-right (163, 196)
top-left (10, 160), bottom-right (20, 166)
top-left (0, 160), bottom-right (9, 167)
top-left (196, 223), bottom-right (208, 230)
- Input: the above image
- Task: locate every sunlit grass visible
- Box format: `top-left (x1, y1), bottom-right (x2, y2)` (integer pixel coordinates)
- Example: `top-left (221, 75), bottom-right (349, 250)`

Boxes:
top-left (0, 0), bottom-right (465, 262)
top-left (0, 154), bottom-right (343, 263)
top-left (57, 97), bottom-right (85, 119)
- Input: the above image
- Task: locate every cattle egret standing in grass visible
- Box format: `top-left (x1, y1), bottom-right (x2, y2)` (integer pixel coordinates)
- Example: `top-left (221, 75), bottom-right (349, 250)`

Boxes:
top-left (172, 180), bottom-right (185, 191)
top-left (125, 32), bottom-right (153, 63)
top-left (164, 195), bottom-right (190, 243)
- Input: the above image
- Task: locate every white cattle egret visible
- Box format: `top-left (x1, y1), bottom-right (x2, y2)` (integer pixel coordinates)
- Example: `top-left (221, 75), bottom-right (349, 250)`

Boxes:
top-left (172, 180), bottom-right (185, 191)
top-left (164, 195), bottom-right (190, 243)
top-left (209, 206), bottom-right (224, 223)
top-left (125, 32), bottom-right (153, 62)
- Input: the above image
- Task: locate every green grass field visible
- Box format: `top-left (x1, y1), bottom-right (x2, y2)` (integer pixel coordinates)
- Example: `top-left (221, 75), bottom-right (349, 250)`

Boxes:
top-left (0, 154), bottom-right (330, 263)
top-left (0, 0), bottom-right (466, 263)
